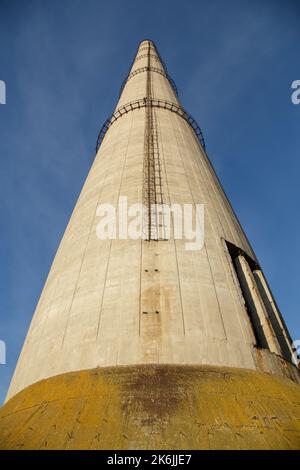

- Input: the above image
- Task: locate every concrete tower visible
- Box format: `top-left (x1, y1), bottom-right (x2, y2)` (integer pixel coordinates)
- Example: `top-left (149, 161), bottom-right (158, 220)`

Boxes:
top-left (0, 40), bottom-right (299, 450)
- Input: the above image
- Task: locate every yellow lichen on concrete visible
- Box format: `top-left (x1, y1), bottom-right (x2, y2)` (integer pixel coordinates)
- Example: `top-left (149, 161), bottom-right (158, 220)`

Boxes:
top-left (0, 365), bottom-right (300, 450)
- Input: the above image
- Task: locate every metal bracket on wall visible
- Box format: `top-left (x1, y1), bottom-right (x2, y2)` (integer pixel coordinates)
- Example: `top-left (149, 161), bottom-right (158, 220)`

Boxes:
top-left (134, 53), bottom-right (161, 63)
top-left (96, 98), bottom-right (205, 153)
top-left (119, 66), bottom-right (178, 98)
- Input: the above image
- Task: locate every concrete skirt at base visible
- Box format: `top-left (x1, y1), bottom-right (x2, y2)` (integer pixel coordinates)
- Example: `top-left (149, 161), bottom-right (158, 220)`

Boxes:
top-left (0, 364), bottom-right (300, 449)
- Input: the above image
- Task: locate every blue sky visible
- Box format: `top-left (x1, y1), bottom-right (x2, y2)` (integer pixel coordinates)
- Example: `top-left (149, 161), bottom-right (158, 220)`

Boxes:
top-left (0, 0), bottom-right (299, 403)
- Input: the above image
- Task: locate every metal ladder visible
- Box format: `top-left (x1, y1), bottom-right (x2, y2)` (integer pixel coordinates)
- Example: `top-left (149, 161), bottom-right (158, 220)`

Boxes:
top-left (143, 46), bottom-right (167, 241)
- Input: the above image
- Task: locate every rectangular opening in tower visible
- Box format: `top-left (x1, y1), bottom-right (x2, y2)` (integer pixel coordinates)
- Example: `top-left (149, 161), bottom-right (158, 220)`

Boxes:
top-left (224, 240), bottom-right (292, 362)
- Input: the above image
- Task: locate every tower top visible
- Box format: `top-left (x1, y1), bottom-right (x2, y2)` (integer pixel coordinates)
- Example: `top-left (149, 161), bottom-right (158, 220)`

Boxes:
top-left (139, 38), bottom-right (155, 45)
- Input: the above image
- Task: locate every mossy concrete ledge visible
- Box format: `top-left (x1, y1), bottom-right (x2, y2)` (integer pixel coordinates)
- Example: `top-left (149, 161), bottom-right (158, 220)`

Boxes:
top-left (0, 364), bottom-right (300, 450)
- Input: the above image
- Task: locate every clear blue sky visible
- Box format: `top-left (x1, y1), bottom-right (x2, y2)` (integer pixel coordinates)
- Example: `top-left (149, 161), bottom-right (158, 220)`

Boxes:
top-left (0, 0), bottom-right (299, 403)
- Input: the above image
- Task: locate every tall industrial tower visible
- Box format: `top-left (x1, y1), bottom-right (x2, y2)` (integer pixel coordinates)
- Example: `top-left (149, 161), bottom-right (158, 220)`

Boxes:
top-left (0, 40), bottom-right (299, 450)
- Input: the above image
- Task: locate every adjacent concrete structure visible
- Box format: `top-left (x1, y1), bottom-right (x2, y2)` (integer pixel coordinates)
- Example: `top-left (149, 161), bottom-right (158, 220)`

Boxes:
top-left (0, 40), bottom-right (299, 449)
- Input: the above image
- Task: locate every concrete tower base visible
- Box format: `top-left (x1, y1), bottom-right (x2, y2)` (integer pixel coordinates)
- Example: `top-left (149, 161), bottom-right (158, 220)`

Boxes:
top-left (0, 365), bottom-right (300, 449)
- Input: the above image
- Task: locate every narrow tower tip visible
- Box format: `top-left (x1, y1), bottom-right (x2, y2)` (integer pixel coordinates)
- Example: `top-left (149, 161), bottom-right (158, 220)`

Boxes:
top-left (139, 39), bottom-right (155, 46)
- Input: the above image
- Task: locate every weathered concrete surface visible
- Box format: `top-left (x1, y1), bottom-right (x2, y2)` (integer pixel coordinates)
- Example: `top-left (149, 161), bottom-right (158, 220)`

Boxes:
top-left (1, 365), bottom-right (300, 450)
